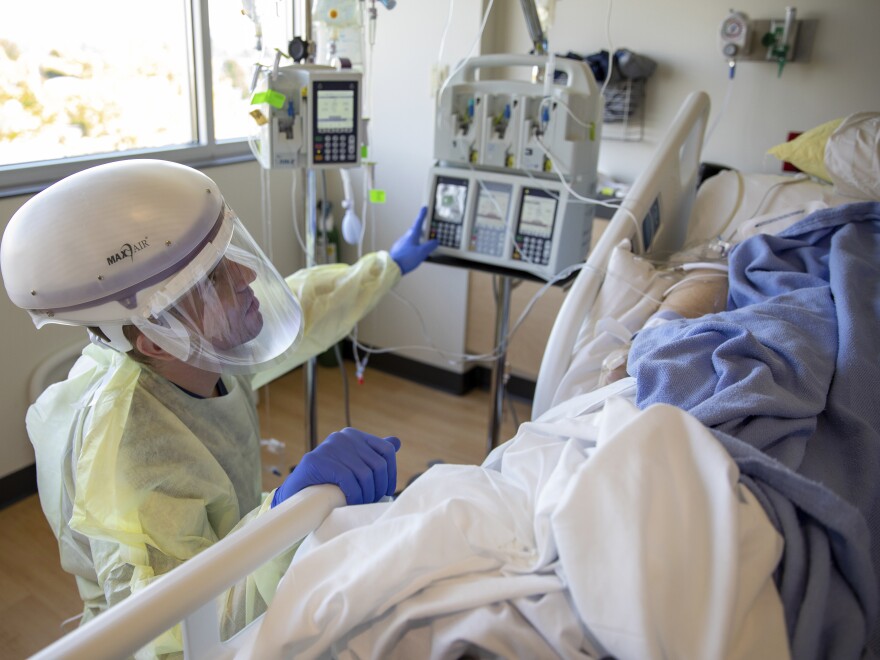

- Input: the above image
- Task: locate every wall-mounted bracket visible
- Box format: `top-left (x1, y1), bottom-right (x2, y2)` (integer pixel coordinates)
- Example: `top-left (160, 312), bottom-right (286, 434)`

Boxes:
top-left (735, 17), bottom-right (818, 63)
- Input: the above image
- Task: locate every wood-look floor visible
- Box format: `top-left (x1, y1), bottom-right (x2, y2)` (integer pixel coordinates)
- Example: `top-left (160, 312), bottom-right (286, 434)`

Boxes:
top-left (0, 361), bottom-right (530, 658)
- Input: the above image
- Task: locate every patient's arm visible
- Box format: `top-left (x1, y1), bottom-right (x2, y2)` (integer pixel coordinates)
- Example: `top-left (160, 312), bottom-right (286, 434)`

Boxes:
top-left (600, 269), bottom-right (729, 385)
top-left (658, 268), bottom-right (729, 319)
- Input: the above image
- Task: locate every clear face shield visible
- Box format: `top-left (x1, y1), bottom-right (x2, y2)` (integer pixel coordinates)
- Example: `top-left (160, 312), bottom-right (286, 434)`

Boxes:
top-left (130, 206), bottom-right (303, 374)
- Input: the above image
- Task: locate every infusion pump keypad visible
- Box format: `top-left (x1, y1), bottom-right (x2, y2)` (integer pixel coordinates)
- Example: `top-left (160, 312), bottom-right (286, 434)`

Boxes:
top-left (314, 133), bottom-right (357, 164)
top-left (429, 221), bottom-right (463, 248)
top-left (513, 235), bottom-right (551, 265)
top-left (470, 226), bottom-right (505, 257)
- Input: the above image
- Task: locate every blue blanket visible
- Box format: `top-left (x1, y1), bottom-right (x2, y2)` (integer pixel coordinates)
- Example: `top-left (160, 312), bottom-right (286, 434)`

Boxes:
top-left (628, 201), bottom-right (880, 659)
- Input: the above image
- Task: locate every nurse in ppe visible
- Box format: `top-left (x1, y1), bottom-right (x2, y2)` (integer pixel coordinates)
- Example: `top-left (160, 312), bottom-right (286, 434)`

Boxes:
top-left (0, 159), bottom-right (437, 656)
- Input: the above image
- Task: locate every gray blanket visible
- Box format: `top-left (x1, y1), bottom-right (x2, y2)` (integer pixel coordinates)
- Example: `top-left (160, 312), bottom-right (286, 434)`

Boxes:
top-left (628, 201), bottom-right (880, 659)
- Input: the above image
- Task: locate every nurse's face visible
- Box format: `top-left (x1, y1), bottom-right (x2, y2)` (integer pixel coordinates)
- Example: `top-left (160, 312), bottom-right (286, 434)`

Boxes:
top-left (179, 256), bottom-right (264, 350)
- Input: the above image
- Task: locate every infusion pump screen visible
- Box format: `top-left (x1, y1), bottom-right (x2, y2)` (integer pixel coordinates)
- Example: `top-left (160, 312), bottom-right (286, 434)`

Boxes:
top-left (312, 81), bottom-right (358, 165)
top-left (429, 176), bottom-right (469, 248)
top-left (316, 89), bottom-right (355, 133)
top-left (518, 188), bottom-right (557, 238)
top-left (470, 182), bottom-right (512, 257)
top-left (513, 187), bottom-right (558, 266)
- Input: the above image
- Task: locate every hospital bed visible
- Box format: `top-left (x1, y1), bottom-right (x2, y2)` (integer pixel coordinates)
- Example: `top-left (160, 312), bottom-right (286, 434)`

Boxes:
top-left (31, 94), bottom-right (880, 659)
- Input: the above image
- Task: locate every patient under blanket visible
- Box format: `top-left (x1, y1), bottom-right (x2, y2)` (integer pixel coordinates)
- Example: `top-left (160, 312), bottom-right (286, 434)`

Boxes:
top-left (240, 203), bottom-right (879, 659)
top-left (629, 201), bottom-right (880, 658)
top-left (240, 389), bottom-right (787, 659)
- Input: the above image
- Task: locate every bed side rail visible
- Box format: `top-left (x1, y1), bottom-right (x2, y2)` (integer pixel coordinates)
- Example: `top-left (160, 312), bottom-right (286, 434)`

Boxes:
top-left (532, 91), bottom-right (711, 418)
top-left (30, 485), bottom-right (345, 660)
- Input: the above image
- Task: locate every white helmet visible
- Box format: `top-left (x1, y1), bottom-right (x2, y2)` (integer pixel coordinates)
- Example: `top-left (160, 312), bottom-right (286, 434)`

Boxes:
top-left (1, 159), bottom-right (303, 374)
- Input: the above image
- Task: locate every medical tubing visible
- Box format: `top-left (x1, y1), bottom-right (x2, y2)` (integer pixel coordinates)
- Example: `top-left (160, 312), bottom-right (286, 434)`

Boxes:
top-left (744, 174), bottom-right (810, 226)
top-left (436, 0), bottom-right (455, 67)
top-left (334, 341), bottom-right (352, 426)
top-left (600, 0), bottom-right (616, 97)
top-left (260, 166), bottom-right (274, 260)
top-left (349, 231), bottom-right (717, 371)
top-left (532, 137), bottom-right (629, 213)
top-left (704, 73), bottom-right (735, 147)
top-left (364, 6), bottom-right (376, 136)
top-left (350, 262), bottom-right (588, 367)
top-left (349, 248), bottom-right (712, 369)
top-left (291, 170), bottom-right (308, 255)
top-left (679, 261), bottom-right (729, 273)
top-left (435, 0), bottom-right (496, 109)
top-left (538, 96), bottom-right (593, 130)
top-left (505, 385), bottom-right (521, 427)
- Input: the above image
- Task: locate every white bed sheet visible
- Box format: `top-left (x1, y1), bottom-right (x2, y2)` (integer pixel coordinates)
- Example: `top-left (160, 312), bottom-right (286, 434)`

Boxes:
top-left (237, 382), bottom-right (788, 660)
top-left (686, 169), bottom-right (861, 245)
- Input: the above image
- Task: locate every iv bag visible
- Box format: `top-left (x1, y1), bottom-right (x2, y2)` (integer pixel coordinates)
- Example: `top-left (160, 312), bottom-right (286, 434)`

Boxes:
top-left (312, 0), bottom-right (361, 27)
top-left (536, 0), bottom-right (557, 33)
top-left (312, 0), bottom-right (364, 68)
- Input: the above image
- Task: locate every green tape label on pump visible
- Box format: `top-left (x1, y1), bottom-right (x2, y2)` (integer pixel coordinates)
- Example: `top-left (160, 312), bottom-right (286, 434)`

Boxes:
top-left (251, 89), bottom-right (286, 109)
top-left (369, 189), bottom-right (387, 204)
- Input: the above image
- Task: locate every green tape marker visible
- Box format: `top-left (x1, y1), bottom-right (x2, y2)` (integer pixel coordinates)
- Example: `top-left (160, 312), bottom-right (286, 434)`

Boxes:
top-left (250, 89), bottom-right (286, 109)
top-left (369, 189), bottom-right (387, 204)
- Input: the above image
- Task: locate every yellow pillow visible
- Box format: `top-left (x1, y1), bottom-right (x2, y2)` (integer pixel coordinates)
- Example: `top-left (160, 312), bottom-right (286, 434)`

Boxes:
top-left (767, 117), bottom-right (843, 182)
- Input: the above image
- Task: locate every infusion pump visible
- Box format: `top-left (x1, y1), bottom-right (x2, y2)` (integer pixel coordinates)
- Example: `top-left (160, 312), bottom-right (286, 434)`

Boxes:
top-left (249, 64), bottom-right (361, 170)
top-left (426, 53), bottom-right (602, 280)
top-left (426, 166), bottom-right (594, 281)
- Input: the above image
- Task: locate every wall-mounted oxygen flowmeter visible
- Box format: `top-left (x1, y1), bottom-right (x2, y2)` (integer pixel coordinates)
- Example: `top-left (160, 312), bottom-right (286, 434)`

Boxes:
top-left (427, 54), bottom-right (602, 280)
top-left (249, 64), bottom-right (361, 169)
top-left (718, 8), bottom-right (815, 78)
top-left (720, 10), bottom-right (751, 61)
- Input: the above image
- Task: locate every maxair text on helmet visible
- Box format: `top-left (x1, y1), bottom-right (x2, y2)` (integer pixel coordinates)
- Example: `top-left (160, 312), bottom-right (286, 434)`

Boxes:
top-left (106, 238), bottom-right (150, 266)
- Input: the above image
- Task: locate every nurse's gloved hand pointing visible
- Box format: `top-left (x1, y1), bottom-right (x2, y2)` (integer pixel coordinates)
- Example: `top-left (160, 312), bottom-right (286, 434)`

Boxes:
top-left (271, 428), bottom-right (401, 507)
top-left (389, 206), bottom-right (439, 275)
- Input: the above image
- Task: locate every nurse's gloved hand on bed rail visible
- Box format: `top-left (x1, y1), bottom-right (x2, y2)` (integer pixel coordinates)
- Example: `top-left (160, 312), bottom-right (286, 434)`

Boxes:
top-left (389, 206), bottom-right (439, 275)
top-left (271, 428), bottom-right (401, 507)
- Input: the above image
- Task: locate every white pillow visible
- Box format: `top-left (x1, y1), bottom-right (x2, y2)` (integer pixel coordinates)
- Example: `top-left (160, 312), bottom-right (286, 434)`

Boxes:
top-left (824, 112), bottom-right (880, 200)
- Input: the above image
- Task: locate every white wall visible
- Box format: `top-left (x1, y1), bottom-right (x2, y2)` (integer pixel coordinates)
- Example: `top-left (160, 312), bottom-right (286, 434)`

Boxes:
top-left (337, 1), bottom-right (483, 372)
top-left (490, 0), bottom-right (880, 181)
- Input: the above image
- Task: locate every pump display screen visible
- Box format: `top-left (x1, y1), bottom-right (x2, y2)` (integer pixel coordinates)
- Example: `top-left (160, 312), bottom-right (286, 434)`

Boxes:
top-left (468, 181), bottom-right (512, 257)
top-left (433, 176), bottom-right (469, 224)
top-left (311, 79), bottom-right (359, 166)
top-left (316, 88), bottom-right (355, 133)
top-left (474, 182), bottom-right (512, 230)
top-left (517, 188), bottom-right (558, 238)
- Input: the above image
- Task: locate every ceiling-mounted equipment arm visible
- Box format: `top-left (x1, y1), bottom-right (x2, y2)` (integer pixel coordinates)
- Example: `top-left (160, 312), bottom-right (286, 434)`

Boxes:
top-left (518, 0), bottom-right (547, 54)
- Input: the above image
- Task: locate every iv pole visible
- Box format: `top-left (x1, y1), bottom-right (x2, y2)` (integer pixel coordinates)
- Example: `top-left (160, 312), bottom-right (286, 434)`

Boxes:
top-left (486, 0), bottom-right (548, 453)
top-left (296, 0), bottom-right (320, 451)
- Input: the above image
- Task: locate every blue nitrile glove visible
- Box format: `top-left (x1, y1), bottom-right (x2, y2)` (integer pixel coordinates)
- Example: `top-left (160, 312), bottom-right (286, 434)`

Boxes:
top-left (389, 206), bottom-right (439, 275)
top-left (271, 428), bottom-right (401, 507)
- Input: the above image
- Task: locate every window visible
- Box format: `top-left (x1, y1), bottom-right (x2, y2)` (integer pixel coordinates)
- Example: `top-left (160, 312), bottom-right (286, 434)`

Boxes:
top-left (0, 0), bottom-right (259, 196)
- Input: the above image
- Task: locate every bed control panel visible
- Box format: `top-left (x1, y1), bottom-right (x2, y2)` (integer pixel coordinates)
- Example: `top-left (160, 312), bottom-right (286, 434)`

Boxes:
top-left (426, 166), bottom-right (594, 280)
